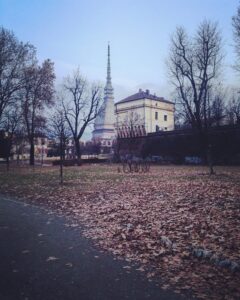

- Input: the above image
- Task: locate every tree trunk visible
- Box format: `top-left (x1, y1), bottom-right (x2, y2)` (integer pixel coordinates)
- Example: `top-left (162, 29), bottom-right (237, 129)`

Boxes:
top-left (6, 140), bottom-right (11, 171)
top-left (74, 139), bottom-right (81, 162)
top-left (63, 143), bottom-right (66, 161)
top-left (59, 157), bottom-right (63, 184)
top-left (204, 134), bottom-right (215, 175)
top-left (6, 156), bottom-right (9, 171)
top-left (199, 130), bottom-right (215, 176)
top-left (207, 144), bottom-right (215, 175)
top-left (30, 139), bottom-right (35, 166)
top-left (60, 134), bottom-right (63, 184)
top-left (17, 152), bottom-right (20, 165)
top-left (60, 160), bottom-right (63, 184)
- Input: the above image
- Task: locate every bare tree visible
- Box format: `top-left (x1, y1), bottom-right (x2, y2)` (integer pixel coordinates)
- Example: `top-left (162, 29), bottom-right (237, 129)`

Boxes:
top-left (174, 84), bottom-right (226, 128)
top-left (226, 92), bottom-right (240, 124)
top-left (232, 4), bottom-right (240, 73)
top-left (0, 27), bottom-right (33, 123)
top-left (62, 69), bottom-right (103, 160)
top-left (168, 20), bottom-right (223, 174)
top-left (115, 110), bottom-right (150, 172)
top-left (2, 105), bottom-right (22, 140)
top-left (50, 107), bottom-right (71, 159)
top-left (21, 59), bottom-right (55, 165)
top-left (208, 86), bottom-right (226, 126)
top-left (49, 106), bottom-right (71, 184)
top-left (0, 130), bottom-right (11, 169)
top-left (13, 128), bottom-right (27, 164)
top-left (115, 109), bottom-right (145, 158)
top-left (117, 110), bottom-right (145, 139)
top-left (1, 104), bottom-right (23, 168)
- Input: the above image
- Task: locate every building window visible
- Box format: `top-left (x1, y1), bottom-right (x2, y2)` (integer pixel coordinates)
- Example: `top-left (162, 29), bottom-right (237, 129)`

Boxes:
top-left (156, 125), bottom-right (159, 132)
top-left (108, 141), bottom-right (111, 146)
top-left (164, 127), bottom-right (168, 131)
top-left (155, 111), bottom-right (158, 120)
top-left (164, 115), bottom-right (167, 121)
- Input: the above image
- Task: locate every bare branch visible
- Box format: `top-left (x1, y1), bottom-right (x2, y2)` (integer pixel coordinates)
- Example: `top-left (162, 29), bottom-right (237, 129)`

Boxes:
top-left (61, 70), bottom-right (103, 159)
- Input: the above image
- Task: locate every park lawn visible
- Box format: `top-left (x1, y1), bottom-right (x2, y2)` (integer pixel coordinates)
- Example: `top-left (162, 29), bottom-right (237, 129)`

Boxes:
top-left (0, 164), bottom-right (240, 299)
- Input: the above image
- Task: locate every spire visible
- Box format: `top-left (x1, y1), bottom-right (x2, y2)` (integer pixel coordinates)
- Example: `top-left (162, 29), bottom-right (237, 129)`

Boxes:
top-left (107, 43), bottom-right (111, 83)
top-left (92, 43), bottom-right (115, 139)
top-left (104, 43), bottom-right (113, 97)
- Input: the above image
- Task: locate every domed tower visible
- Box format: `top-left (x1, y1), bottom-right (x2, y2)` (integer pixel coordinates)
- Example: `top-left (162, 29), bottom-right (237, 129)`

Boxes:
top-left (92, 44), bottom-right (115, 147)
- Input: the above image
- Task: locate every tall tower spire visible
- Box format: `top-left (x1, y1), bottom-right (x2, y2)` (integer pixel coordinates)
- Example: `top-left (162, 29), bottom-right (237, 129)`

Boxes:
top-left (107, 43), bottom-right (111, 81)
top-left (92, 43), bottom-right (115, 143)
top-left (104, 43), bottom-right (113, 97)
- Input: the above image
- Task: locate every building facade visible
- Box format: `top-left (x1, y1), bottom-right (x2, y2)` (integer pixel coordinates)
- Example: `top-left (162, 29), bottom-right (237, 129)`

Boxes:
top-left (92, 44), bottom-right (115, 148)
top-left (92, 46), bottom-right (175, 144)
top-left (115, 89), bottom-right (175, 137)
top-left (12, 136), bottom-right (49, 161)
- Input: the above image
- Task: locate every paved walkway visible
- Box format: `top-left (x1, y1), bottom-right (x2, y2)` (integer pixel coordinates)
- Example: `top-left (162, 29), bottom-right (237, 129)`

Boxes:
top-left (0, 196), bottom-right (185, 300)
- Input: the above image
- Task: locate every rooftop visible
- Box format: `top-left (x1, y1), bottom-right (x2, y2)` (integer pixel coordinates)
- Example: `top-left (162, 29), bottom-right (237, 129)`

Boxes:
top-left (115, 89), bottom-right (174, 105)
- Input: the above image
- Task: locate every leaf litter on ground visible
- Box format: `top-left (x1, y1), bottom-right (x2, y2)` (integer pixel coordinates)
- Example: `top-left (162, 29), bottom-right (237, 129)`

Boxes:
top-left (1, 164), bottom-right (240, 299)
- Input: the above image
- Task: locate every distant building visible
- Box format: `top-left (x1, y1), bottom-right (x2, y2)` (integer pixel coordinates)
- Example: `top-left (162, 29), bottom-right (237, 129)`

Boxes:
top-left (92, 45), bottom-right (175, 146)
top-left (92, 44), bottom-right (115, 149)
top-left (34, 137), bottom-right (49, 160)
top-left (12, 136), bottom-right (49, 161)
top-left (65, 138), bottom-right (85, 159)
top-left (115, 89), bottom-right (175, 137)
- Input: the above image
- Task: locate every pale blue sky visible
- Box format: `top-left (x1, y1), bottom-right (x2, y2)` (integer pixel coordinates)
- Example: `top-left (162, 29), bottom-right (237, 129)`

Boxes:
top-left (0, 0), bottom-right (239, 101)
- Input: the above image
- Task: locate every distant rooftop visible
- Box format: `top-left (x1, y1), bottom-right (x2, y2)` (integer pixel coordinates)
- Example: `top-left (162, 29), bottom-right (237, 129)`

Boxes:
top-left (115, 89), bottom-right (174, 105)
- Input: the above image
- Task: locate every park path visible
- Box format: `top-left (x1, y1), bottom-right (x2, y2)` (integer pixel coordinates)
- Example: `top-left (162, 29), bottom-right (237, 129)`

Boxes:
top-left (0, 196), bottom-right (185, 300)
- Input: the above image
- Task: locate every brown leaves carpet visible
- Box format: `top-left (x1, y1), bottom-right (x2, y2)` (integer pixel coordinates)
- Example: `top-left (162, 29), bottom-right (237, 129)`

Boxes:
top-left (0, 164), bottom-right (240, 299)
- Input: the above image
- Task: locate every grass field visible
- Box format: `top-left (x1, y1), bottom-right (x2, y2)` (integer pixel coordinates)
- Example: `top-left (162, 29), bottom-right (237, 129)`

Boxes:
top-left (0, 164), bottom-right (240, 299)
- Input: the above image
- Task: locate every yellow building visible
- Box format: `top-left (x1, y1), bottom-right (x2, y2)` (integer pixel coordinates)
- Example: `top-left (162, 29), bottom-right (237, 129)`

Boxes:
top-left (115, 89), bottom-right (174, 137)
